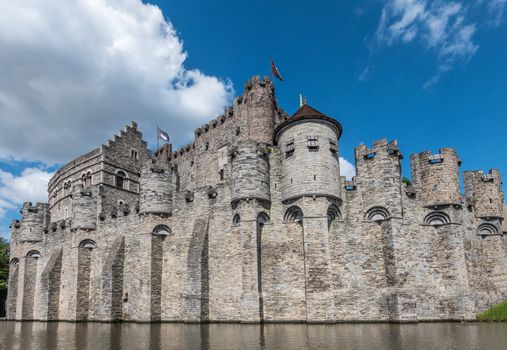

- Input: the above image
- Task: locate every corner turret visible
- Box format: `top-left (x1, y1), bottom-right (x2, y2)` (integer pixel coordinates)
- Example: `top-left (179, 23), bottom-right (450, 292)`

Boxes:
top-left (139, 160), bottom-right (172, 215)
top-left (410, 148), bottom-right (461, 206)
top-left (18, 202), bottom-right (50, 242)
top-left (71, 184), bottom-right (97, 231)
top-left (464, 169), bottom-right (504, 220)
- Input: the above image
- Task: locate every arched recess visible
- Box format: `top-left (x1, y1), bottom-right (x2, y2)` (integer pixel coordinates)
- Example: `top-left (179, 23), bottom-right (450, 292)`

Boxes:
top-left (424, 211), bottom-right (451, 226)
top-left (186, 219), bottom-right (209, 321)
top-left (22, 251), bottom-right (41, 319)
top-left (6, 258), bottom-right (20, 319)
top-left (477, 223), bottom-right (499, 236)
top-left (115, 170), bottom-right (127, 189)
top-left (151, 225), bottom-right (169, 321)
top-left (284, 206), bottom-right (304, 223)
top-left (256, 212), bottom-right (271, 321)
top-left (42, 248), bottom-right (63, 320)
top-left (365, 207), bottom-right (390, 222)
top-left (327, 204), bottom-right (341, 229)
top-left (76, 239), bottom-right (96, 320)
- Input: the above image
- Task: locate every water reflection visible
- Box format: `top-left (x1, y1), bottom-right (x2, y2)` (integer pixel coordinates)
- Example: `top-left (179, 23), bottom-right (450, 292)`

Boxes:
top-left (0, 321), bottom-right (505, 350)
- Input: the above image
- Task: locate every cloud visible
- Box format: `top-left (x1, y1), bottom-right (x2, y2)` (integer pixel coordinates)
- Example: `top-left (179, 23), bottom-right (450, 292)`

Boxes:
top-left (340, 157), bottom-right (356, 180)
top-left (0, 168), bottom-right (53, 218)
top-left (373, 0), bottom-right (506, 87)
top-left (358, 65), bottom-right (372, 81)
top-left (0, 0), bottom-right (233, 165)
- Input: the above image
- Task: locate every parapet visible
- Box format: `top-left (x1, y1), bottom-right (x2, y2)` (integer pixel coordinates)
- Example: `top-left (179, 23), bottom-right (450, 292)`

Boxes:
top-left (410, 148), bottom-right (462, 206)
top-left (355, 139), bottom-right (403, 161)
top-left (464, 169), bottom-right (504, 219)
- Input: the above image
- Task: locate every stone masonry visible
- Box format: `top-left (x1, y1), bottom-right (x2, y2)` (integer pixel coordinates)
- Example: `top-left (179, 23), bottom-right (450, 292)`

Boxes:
top-left (6, 75), bottom-right (507, 322)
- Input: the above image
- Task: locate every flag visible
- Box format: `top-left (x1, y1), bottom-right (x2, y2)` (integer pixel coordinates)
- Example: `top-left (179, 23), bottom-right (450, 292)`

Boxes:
top-left (157, 127), bottom-right (169, 142)
top-left (271, 60), bottom-right (283, 81)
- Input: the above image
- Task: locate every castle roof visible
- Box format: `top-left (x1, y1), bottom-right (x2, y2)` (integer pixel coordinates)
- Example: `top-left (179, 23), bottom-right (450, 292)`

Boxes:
top-left (273, 104), bottom-right (343, 144)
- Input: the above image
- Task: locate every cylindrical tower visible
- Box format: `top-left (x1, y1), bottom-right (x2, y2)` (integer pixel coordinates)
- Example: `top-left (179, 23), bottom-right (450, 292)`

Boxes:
top-left (18, 202), bottom-right (49, 242)
top-left (231, 141), bottom-right (270, 204)
top-left (245, 76), bottom-right (277, 145)
top-left (410, 148), bottom-right (461, 206)
top-left (464, 169), bottom-right (504, 219)
top-left (71, 184), bottom-right (97, 230)
top-left (139, 161), bottom-right (172, 215)
top-left (273, 104), bottom-right (342, 203)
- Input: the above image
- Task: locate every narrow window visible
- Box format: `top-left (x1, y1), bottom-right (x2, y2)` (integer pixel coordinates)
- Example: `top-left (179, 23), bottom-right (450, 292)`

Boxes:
top-left (307, 136), bottom-right (319, 151)
top-left (205, 142), bottom-right (209, 151)
top-left (313, 174), bottom-right (316, 180)
top-left (116, 171), bottom-right (126, 189)
top-left (130, 149), bottom-right (138, 159)
top-left (285, 139), bottom-right (295, 158)
top-left (329, 140), bottom-right (338, 154)
top-left (236, 127), bottom-right (240, 136)
top-left (219, 169), bottom-right (224, 181)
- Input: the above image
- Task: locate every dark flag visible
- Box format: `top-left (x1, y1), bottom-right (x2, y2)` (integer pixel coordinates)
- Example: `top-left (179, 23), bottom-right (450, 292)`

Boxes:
top-left (271, 60), bottom-right (283, 81)
top-left (157, 127), bottom-right (169, 142)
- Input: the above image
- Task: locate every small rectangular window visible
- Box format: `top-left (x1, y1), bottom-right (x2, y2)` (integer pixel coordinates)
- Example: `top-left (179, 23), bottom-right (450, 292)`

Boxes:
top-left (329, 140), bottom-right (338, 154)
top-left (130, 149), bottom-right (138, 159)
top-left (285, 139), bottom-right (295, 158)
top-left (307, 136), bottom-right (319, 151)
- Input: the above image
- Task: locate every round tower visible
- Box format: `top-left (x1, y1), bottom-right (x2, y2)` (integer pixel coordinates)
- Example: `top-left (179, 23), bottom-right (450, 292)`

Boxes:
top-left (244, 76), bottom-right (277, 145)
top-left (464, 169), bottom-right (504, 219)
top-left (18, 202), bottom-right (49, 242)
top-left (71, 184), bottom-right (97, 230)
top-left (410, 148), bottom-right (461, 206)
top-left (231, 141), bottom-right (270, 204)
top-left (273, 104), bottom-right (342, 203)
top-left (139, 160), bottom-right (172, 215)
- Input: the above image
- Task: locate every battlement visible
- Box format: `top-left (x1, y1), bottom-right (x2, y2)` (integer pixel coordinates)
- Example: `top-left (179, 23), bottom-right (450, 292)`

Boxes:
top-left (464, 169), bottom-right (504, 219)
top-left (355, 139), bottom-right (403, 161)
top-left (17, 202), bottom-right (50, 242)
top-left (411, 148), bottom-right (462, 206)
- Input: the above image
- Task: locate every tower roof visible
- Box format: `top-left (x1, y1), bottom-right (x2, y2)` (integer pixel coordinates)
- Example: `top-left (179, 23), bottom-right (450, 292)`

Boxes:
top-left (291, 104), bottom-right (331, 119)
top-left (273, 104), bottom-right (342, 144)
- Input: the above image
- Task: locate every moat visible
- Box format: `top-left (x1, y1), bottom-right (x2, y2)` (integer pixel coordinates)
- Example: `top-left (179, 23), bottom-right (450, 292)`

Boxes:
top-left (0, 321), bottom-right (506, 350)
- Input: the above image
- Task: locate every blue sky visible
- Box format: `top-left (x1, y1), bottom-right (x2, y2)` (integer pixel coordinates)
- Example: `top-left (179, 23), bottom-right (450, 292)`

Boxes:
top-left (0, 0), bottom-right (506, 240)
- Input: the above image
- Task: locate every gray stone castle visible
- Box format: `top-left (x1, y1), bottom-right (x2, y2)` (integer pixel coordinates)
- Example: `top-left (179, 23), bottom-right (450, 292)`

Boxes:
top-left (6, 76), bottom-right (507, 322)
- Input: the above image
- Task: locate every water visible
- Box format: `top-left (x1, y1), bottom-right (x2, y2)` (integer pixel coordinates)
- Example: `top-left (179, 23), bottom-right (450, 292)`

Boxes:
top-left (0, 321), bottom-right (506, 350)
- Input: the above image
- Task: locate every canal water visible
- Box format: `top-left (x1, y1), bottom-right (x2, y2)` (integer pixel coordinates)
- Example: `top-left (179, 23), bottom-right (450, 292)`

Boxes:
top-left (0, 321), bottom-right (506, 350)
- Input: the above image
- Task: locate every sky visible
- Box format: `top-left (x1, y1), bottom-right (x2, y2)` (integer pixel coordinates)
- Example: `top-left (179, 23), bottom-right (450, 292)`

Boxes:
top-left (0, 0), bottom-right (506, 240)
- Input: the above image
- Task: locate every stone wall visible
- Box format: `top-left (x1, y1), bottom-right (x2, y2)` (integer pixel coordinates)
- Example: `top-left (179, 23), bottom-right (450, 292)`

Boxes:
top-left (6, 76), bottom-right (507, 323)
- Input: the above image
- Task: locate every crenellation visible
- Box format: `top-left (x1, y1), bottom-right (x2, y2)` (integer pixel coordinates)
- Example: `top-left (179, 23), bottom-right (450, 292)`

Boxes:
top-left (6, 75), bottom-right (507, 323)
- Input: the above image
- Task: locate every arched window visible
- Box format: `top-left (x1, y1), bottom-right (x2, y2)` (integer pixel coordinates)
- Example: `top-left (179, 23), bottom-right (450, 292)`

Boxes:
top-left (152, 225), bottom-right (171, 236)
top-left (424, 211), bottom-right (450, 226)
top-left (26, 250), bottom-right (41, 258)
top-left (232, 213), bottom-right (241, 226)
top-left (284, 206), bottom-right (303, 223)
top-left (81, 173), bottom-right (87, 187)
top-left (365, 206), bottom-right (390, 221)
top-left (477, 223), bottom-right (498, 236)
top-left (79, 239), bottom-right (97, 249)
top-left (10, 258), bottom-right (19, 266)
top-left (257, 212), bottom-right (270, 226)
top-left (116, 171), bottom-right (127, 189)
top-left (327, 204), bottom-right (341, 229)
top-left (86, 171), bottom-right (92, 187)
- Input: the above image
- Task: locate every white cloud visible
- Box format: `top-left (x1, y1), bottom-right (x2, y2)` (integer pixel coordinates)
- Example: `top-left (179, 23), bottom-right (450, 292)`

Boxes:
top-left (0, 168), bottom-right (53, 218)
top-left (0, 0), bottom-right (233, 165)
top-left (358, 65), bottom-right (372, 81)
top-left (340, 157), bottom-right (356, 180)
top-left (373, 0), bottom-right (506, 87)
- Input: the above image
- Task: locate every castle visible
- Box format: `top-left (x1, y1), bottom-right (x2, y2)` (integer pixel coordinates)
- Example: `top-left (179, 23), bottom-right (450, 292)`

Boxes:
top-left (6, 76), bottom-right (507, 322)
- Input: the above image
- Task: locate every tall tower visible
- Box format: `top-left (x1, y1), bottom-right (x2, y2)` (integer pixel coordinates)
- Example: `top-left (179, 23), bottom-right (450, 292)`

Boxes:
top-left (274, 104), bottom-right (342, 321)
top-left (18, 202), bottom-right (50, 242)
top-left (244, 76), bottom-right (277, 145)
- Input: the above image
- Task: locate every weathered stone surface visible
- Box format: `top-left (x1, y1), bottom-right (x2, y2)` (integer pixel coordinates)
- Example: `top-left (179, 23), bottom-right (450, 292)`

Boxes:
top-left (6, 76), bottom-right (507, 323)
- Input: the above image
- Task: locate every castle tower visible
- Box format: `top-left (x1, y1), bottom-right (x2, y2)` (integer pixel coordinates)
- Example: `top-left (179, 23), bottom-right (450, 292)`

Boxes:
top-left (464, 169), bottom-right (504, 220)
top-left (355, 139), bottom-right (403, 217)
top-left (410, 148), bottom-right (462, 206)
top-left (71, 184), bottom-right (97, 230)
top-left (139, 160), bottom-right (172, 215)
top-left (274, 104), bottom-right (342, 203)
top-left (274, 104), bottom-right (342, 321)
top-left (244, 76), bottom-right (277, 145)
top-left (231, 141), bottom-right (271, 204)
top-left (18, 202), bottom-right (50, 242)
